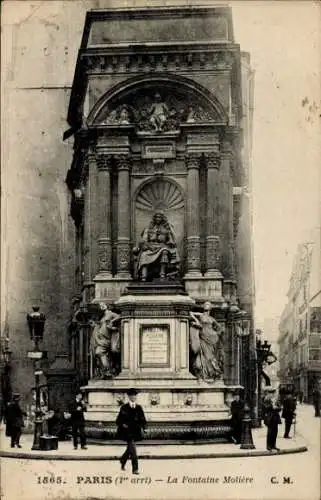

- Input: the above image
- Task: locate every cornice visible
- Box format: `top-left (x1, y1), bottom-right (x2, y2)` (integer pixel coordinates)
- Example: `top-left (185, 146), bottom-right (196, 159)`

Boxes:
top-left (86, 6), bottom-right (232, 23)
top-left (82, 43), bottom-right (240, 55)
top-left (81, 48), bottom-right (239, 75)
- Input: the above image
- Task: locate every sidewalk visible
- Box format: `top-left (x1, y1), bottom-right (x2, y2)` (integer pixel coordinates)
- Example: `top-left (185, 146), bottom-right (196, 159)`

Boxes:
top-left (0, 424), bottom-right (308, 460)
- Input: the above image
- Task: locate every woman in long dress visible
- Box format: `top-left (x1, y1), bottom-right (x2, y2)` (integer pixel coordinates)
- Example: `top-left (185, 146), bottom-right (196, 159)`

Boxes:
top-left (90, 304), bottom-right (120, 379)
top-left (189, 302), bottom-right (224, 381)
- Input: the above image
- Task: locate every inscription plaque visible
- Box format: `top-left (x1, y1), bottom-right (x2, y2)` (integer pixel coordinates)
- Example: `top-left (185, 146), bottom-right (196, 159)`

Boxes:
top-left (142, 143), bottom-right (175, 159)
top-left (139, 324), bottom-right (170, 367)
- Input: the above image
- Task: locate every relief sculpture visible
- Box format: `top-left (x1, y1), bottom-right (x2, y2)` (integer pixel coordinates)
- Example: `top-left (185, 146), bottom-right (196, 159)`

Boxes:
top-left (99, 89), bottom-right (217, 131)
top-left (90, 304), bottom-right (121, 379)
top-left (189, 302), bottom-right (224, 381)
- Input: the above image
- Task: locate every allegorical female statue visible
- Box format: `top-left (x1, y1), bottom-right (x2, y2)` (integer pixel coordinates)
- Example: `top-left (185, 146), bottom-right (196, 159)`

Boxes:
top-left (189, 302), bottom-right (224, 381)
top-left (134, 211), bottom-right (179, 281)
top-left (90, 304), bottom-right (120, 379)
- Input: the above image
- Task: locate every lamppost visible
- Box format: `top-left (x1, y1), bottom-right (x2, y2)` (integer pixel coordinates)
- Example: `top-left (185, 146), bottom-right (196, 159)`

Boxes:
top-left (221, 302), bottom-right (252, 397)
top-left (26, 306), bottom-right (46, 450)
top-left (256, 338), bottom-right (277, 425)
top-left (221, 302), bottom-right (256, 448)
top-left (234, 311), bottom-right (256, 449)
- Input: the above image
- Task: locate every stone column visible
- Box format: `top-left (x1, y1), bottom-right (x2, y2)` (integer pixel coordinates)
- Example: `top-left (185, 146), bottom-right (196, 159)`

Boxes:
top-left (83, 149), bottom-right (95, 302)
top-left (204, 151), bottom-right (222, 277)
top-left (221, 139), bottom-right (236, 298)
top-left (185, 153), bottom-right (202, 277)
top-left (96, 154), bottom-right (113, 277)
top-left (115, 155), bottom-right (132, 279)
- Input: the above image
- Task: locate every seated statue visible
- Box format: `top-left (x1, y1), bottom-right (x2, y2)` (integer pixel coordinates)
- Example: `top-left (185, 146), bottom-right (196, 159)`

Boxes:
top-left (90, 304), bottom-right (120, 379)
top-left (149, 93), bottom-right (169, 132)
top-left (189, 302), bottom-right (224, 381)
top-left (133, 211), bottom-right (180, 281)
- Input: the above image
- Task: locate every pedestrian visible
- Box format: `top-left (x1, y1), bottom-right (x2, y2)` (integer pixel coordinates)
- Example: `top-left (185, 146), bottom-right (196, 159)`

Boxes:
top-left (68, 392), bottom-right (87, 450)
top-left (6, 393), bottom-right (27, 448)
top-left (298, 390), bottom-right (304, 404)
top-left (312, 387), bottom-right (321, 417)
top-left (1, 364), bottom-right (12, 424)
top-left (282, 390), bottom-right (296, 438)
top-left (263, 389), bottom-right (281, 452)
top-left (230, 393), bottom-right (244, 444)
top-left (116, 388), bottom-right (147, 475)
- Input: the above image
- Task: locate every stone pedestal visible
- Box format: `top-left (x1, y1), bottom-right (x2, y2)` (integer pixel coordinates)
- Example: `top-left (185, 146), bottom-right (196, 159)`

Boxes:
top-left (82, 283), bottom-right (238, 440)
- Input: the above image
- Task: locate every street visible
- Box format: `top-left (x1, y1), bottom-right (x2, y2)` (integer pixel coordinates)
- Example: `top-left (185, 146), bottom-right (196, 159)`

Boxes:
top-left (1, 404), bottom-right (320, 500)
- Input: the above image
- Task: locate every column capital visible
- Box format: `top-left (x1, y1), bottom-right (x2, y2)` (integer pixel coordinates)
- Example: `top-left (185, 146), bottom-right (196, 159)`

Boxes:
top-left (96, 154), bottom-right (113, 171)
top-left (185, 153), bottom-right (202, 170)
top-left (204, 151), bottom-right (221, 170)
top-left (87, 147), bottom-right (97, 164)
top-left (115, 154), bottom-right (132, 171)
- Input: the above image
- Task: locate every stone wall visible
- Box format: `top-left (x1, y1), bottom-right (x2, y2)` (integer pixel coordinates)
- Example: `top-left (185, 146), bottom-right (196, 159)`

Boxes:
top-left (2, 1), bottom-right (93, 402)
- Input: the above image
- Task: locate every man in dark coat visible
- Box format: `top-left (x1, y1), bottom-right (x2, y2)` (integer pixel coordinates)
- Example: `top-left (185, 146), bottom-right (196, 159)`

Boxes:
top-left (230, 393), bottom-right (244, 444)
top-left (282, 391), bottom-right (296, 438)
top-left (263, 390), bottom-right (282, 451)
top-left (1, 364), bottom-right (12, 424)
top-left (6, 393), bottom-right (26, 448)
top-left (116, 388), bottom-right (147, 474)
top-left (312, 388), bottom-right (321, 417)
top-left (68, 392), bottom-right (87, 450)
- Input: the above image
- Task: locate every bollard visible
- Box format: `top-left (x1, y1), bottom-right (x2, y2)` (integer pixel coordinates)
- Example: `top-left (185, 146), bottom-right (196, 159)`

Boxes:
top-left (240, 403), bottom-right (256, 449)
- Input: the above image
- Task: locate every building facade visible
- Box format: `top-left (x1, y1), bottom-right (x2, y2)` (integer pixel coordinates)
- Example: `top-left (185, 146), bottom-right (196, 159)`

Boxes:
top-left (2, 2), bottom-right (255, 429)
top-left (278, 227), bottom-right (321, 401)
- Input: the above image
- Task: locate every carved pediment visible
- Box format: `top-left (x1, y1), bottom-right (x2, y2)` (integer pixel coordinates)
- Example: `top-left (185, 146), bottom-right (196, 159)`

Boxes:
top-left (95, 87), bottom-right (220, 132)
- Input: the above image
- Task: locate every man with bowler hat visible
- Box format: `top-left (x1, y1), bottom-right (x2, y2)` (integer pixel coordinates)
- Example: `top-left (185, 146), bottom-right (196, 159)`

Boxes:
top-left (263, 388), bottom-right (282, 451)
top-left (230, 392), bottom-right (244, 444)
top-left (68, 392), bottom-right (87, 450)
top-left (282, 388), bottom-right (296, 438)
top-left (6, 393), bottom-right (26, 448)
top-left (116, 388), bottom-right (147, 474)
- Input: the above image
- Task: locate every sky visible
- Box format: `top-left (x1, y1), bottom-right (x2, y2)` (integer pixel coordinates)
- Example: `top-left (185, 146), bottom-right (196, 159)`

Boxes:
top-left (231, 1), bottom-right (320, 330)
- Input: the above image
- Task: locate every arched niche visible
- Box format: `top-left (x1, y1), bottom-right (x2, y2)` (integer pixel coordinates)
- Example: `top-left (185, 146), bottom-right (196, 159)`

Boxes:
top-left (133, 178), bottom-right (185, 273)
top-left (87, 73), bottom-right (227, 129)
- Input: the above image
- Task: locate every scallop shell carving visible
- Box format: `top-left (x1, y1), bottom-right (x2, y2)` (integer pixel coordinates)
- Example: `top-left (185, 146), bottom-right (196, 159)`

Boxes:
top-left (136, 180), bottom-right (184, 212)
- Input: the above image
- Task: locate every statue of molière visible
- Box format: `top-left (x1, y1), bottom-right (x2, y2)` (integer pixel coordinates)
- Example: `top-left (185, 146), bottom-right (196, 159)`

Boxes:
top-left (133, 211), bottom-right (180, 281)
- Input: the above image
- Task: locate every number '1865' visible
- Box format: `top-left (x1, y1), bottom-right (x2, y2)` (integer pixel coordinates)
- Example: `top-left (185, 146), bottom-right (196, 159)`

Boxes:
top-left (37, 476), bottom-right (64, 484)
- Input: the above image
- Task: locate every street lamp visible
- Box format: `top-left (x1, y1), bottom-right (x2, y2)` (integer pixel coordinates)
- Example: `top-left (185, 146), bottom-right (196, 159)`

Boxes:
top-left (221, 303), bottom-right (256, 449)
top-left (256, 338), bottom-right (277, 425)
top-left (26, 306), bottom-right (46, 450)
top-left (234, 311), bottom-right (255, 450)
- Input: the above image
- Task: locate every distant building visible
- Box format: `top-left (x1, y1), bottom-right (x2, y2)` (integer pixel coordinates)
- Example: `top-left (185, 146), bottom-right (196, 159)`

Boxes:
top-left (278, 227), bottom-right (321, 401)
